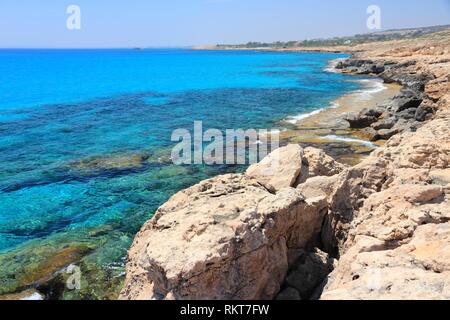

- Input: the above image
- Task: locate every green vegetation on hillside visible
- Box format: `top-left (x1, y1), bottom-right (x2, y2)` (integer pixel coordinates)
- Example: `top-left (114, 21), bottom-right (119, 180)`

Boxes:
top-left (216, 24), bottom-right (450, 49)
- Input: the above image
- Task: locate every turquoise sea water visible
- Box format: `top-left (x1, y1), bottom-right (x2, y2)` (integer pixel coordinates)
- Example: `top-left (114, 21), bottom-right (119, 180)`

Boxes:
top-left (0, 49), bottom-right (361, 298)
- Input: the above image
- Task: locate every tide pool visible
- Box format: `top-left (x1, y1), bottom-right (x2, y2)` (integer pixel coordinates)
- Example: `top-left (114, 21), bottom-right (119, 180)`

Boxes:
top-left (0, 49), bottom-right (361, 298)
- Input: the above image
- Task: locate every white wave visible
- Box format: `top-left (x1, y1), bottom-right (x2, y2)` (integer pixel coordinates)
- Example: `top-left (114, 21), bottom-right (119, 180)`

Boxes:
top-left (284, 102), bottom-right (340, 125)
top-left (354, 79), bottom-right (386, 99)
top-left (21, 292), bottom-right (44, 301)
top-left (324, 58), bottom-right (346, 73)
top-left (323, 135), bottom-right (376, 147)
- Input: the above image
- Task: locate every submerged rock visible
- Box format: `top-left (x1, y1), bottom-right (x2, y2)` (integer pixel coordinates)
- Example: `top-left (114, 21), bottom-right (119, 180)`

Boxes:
top-left (67, 153), bottom-right (150, 173)
top-left (377, 128), bottom-right (400, 140)
top-left (415, 104), bottom-right (435, 122)
top-left (0, 289), bottom-right (44, 301)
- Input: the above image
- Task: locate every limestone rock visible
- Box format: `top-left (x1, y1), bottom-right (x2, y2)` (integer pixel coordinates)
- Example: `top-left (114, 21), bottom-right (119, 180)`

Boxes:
top-left (297, 175), bottom-right (339, 199)
top-left (298, 147), bottom-right (347, 183)
top-left (371, 117), bottom-right (397, 130)
top-left (246, 144), bottom-right (303, 192)
top-left (321, 224), bottom-right (450, 300)
top-left (319, 114), bottom-right (450, 300)
top-left (120, 174), bottom-right (328, 300)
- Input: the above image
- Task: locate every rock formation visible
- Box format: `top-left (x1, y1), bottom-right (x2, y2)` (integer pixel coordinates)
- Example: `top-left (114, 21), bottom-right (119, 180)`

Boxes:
top-left (318, 34), bottom-right (450, 300)
top-left (120, 145), bottom-right (346, 300)
top-left (121, 31), bottom-right (450, 300)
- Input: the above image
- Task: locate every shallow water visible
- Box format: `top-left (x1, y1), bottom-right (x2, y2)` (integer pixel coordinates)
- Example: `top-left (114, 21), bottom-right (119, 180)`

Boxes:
top-left (0, 49), bottom-right (361, 298)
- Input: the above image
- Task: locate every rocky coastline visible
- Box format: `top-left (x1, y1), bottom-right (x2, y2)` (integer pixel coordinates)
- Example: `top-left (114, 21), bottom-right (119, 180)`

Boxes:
top-left (120, 37), bottom-right (450, 300)
top-left (338, 59), bottom-right (434, 142)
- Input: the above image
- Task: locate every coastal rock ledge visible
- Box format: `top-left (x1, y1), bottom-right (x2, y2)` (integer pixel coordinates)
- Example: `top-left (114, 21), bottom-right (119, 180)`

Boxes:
top-left (120, 145), bottom-right (343, 300)
top-left (121, 36), bottom-right (450, 299)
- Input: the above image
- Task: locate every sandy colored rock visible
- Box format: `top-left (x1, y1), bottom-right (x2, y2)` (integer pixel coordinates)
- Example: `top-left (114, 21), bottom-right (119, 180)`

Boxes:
top-left (0, 289), bottom-right (44, 301)
top-left (122, 29), bottom-right (450, 301)
top-left (308, 33), bottom-right (450, 300)
top-left (246, 144), bottom-right (303, 192)
top-left (320, 112), bottom-right (450, 300)
top-left (322, 223), bottom-right (450, 300)
top-left (120, 174), bottom-right (327, 300)
top-left (297, 147), bottom-right (348, 184)
top-left (296, 175), bottom-right (339, 199)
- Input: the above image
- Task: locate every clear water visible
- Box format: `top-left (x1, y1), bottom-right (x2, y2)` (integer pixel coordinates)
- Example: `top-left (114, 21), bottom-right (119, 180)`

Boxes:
top-left (0, 49), bottom-right (360, 298)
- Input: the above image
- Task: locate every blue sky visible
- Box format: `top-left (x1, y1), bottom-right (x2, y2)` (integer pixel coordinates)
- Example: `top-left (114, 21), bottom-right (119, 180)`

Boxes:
top-left (1, 0), bottom-right (449, 48)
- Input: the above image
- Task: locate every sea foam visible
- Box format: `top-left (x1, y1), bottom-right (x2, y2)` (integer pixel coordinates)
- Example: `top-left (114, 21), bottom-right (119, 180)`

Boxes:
top-left (284, 102), bottom-right (340, 124)
top-left (323, 135), bottom-right (376, 147)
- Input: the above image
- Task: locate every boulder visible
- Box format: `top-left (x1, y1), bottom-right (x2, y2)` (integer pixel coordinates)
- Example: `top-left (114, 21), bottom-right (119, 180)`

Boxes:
top-left (345, 114), bottom-right (378, 129)
top-left (360, 127), bottom-right (381, 141)
top-left (297, 175), bottom-right (339, 200)
top-left (360, 107), bottom-right (384, 118)
top-left (415, 105), bottom-right (434, 122)
top-left (377, 128), bottom-right (400, 140)
top-left (371, 117), bottom-right (397, 130)
top-left (345, 107), bottom-right (384, 129)
top-left (391, 89), bottom-right (423, 113)
top-left (297, 147), bottom-right (347, 184)
top-left (120, 174), bottom-right (328, 300)
top-left (246, 144), bottom-right (303, 192)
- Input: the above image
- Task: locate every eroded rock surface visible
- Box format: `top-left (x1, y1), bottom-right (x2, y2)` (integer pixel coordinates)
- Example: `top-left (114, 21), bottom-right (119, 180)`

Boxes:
top-left (320, 116), bottom-right (450, 299)
top-left (120, 147), bottom-right (332, 300)
top-left (318, 35), bottom-right (450, 300)
top-left (121, 31), bottom-right (450, 300)
top-left (245, 144), bottom-right (303, 192)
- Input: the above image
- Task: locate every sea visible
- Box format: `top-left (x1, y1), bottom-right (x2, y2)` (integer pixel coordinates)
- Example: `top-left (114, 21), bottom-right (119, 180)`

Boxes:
top-left (0, 49), bottom-right (363, 299)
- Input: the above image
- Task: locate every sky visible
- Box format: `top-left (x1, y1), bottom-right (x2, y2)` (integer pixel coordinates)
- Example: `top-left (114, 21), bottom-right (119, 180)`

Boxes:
top-left (0, 0), bottom-right (449, 48)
